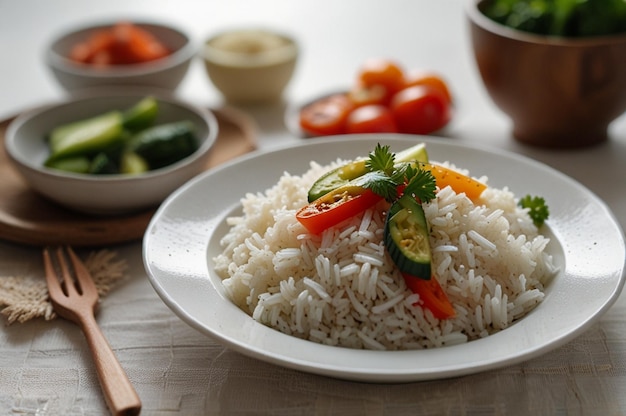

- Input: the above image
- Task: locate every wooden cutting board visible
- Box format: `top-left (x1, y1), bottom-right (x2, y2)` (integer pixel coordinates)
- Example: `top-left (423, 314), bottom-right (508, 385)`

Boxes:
top-left (0, 106), bottom-right (256, 247)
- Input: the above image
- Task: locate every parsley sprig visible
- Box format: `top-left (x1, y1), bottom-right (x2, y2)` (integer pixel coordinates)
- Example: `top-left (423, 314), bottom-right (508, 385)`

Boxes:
top-left (356, 144), bottom-right (436, 204)
top-left (518, 195), bottom-right (550, 227)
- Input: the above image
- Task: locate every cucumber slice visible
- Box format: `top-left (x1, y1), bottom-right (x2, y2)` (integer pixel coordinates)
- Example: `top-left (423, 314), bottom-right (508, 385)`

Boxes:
top-left (120, 151), bottom-right (150, 175)
top-left (384, 194), bottom-right (432, 279)
top-left (307, 159), bottom-right (369, 202)
top-left (123, 96), bottom-right (159, 131)
top-left (89, 152), bottom-right (119, 174)
top-left (307, 142), bottom-right (429, 202)
top-left (395, 142), bottom-right (429, 164)
top-left (127, 120), bottom-right (198, 169)
top-left (46, 111), bottom-right (124, 163)
top-left (45, 156), bottom-right (91, 174)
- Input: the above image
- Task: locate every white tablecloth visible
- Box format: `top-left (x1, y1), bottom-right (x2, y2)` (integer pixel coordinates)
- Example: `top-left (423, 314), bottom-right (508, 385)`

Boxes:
top-left (1, 1), bottom-right (625, 414)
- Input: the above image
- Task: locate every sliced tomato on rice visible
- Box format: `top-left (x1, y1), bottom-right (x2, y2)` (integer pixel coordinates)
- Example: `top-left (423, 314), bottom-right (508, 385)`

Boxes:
top-left (296, 185), bottom-right (383, 234)
top-left (402, 272), bottom-right (456, 320)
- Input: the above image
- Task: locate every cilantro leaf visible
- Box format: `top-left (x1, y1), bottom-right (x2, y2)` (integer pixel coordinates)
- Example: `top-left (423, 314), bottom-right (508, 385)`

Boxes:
top-left (358, 143), bottom-right (437, 204)
top-left (402, 167), bottom-right (437, 204)
top-left (355, 171), bottom-right (399, 202)
top-left (366, 143), bottom-right (396, 175)
top-left (518, 195), bottom-right (549, 227)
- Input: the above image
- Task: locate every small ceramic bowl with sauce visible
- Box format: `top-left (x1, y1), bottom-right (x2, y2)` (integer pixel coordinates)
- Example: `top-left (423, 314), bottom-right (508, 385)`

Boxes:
top-left (201, 28), bottom-right (299, 104)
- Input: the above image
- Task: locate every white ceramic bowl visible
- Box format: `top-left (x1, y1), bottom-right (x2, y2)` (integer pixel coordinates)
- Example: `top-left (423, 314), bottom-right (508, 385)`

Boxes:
top-left (4, 90), bottom-right (218, 215)
top-left (45, 20), bottom-right (195, 92)
top-left (201, 28), bottom-right (298, 103)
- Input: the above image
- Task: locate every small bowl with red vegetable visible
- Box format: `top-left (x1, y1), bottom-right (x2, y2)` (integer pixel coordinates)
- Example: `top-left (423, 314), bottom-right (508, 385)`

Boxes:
top-left (288, 59), bottom-right (454, 138)
top-left (45, 20), bottom-right (195, 92)
top-left (4, 90), bottom-right (218, 215)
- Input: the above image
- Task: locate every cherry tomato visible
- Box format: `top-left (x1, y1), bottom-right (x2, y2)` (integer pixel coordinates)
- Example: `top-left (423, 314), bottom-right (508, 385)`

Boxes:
top-left (402, 272), bottom-right (456, 320)
top-left (345, 105), bottom-right (398, 134)
top-left (296, 186), bottom-right (383, 234)
top-left (347, 83), bottom-right (389, 107)
top-left (299, 94), bottom-right (354, 136)
top-left (356, 58), bottom-right (405, 97)
top-left (403, 70), bottom-right (453, 104)
top-left (390, 85), bottom-right (451, 135)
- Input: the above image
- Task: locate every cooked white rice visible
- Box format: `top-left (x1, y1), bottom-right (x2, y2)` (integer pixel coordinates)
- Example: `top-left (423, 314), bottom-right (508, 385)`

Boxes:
top-left (213, 159), bottom-right (558, 350)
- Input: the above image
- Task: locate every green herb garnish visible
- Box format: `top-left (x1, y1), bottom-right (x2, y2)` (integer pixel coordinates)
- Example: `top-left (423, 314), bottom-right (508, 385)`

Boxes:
top-left (519, 194), bottom-right (550, 227)
top-left (358, 143), bottom-right (436, 204)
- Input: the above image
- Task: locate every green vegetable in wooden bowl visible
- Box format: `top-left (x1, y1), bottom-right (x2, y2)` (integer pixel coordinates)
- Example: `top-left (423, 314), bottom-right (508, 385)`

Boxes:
top-left (481, 0), bottom-right (626, 37)
top-left (467, 0), bottom-right (626, 147)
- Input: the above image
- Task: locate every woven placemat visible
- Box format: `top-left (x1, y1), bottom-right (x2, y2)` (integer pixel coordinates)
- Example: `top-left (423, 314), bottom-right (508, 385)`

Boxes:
top-left (0, 249), bottom-right (127, 324)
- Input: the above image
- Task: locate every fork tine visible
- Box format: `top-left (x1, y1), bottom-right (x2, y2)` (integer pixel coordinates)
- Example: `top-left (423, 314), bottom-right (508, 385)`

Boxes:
top-left (43, 246), bottom-right (67, 299)
top-left (57, 246), bottom-right (81, 297)
top-left (65, 246), bottom-right (98, 296)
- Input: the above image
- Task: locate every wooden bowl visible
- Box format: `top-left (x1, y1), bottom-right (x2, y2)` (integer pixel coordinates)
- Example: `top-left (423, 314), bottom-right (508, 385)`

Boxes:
top-left (467, 0), bottom-right (626, 147)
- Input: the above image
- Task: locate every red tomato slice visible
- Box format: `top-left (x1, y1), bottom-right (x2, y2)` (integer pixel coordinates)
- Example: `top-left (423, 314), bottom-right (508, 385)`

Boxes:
top-left (402, 272), bottom-right (456, 320)
top-left (390, 85), bottom-right (451, 135)
top-left (69, 30), bottom-right (116, 64)
top-left (69, 22), bottom-right (170, 66)
top-left (357, 58), bottom-right (406, 96)
top-left (116, 21), bottom-right (170, 63)
top-left (296, 187), bottom-right (382, 234)
top-left (403, 70), bottom-right (453, 104)
top-left (299, 94), bottom-right (354, 137)
top-left (345, 105), bottom-right (398, 134)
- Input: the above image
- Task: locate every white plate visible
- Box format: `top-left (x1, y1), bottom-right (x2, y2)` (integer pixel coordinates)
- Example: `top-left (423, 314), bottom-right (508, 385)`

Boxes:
top-left (143, 134), bottom-right (625, 383)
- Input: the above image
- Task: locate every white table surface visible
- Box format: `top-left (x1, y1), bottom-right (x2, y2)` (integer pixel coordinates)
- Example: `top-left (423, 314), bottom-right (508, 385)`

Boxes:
top-left (1, 1), bottom-right (625, 415)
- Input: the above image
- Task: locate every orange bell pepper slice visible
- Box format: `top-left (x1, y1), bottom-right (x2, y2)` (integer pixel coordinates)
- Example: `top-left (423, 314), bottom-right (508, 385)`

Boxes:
top-left (422, 163), bottom-right (487, 201)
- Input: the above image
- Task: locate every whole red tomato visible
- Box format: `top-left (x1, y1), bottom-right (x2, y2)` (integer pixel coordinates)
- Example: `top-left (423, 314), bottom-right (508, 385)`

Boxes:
top-left (345, 105), bottom-right (398, 134)
top-left (390, 85), bottom-right (451, 135)
top-left (348, 83), bottom-right (388, 107)
top-left (403, 70), bottom-right (453, 105)
top-left (356, 58), bottom-right (405, 102)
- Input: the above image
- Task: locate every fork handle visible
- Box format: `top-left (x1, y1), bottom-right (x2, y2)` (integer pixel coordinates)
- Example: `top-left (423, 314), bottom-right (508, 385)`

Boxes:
top-left (78, 313), bottom-right (142, 416)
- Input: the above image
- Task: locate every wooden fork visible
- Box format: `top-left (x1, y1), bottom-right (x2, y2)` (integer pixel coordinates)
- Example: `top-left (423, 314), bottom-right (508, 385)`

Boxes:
top-left (43, 246), bottom-right (142, 416)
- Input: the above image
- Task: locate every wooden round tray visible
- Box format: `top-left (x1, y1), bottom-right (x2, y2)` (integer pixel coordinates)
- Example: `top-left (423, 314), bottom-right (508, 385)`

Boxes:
top-left (0, 106), bottom-right (256, 247)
